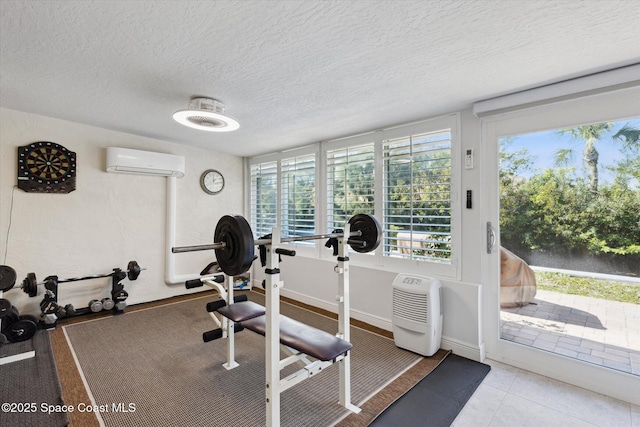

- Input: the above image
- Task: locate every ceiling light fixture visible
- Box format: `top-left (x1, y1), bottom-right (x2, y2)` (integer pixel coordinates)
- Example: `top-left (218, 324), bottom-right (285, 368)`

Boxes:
top-left (172, 97), bottom-right (240, 132)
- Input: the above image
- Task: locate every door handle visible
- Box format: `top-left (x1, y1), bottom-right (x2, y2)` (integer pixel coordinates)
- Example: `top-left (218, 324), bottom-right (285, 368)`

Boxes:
top-left (487, 222), bottom-right (496, 254)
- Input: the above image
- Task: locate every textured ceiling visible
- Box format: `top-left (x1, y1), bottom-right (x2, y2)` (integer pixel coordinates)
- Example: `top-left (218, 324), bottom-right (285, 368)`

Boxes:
top-left (1, 0), bottom-right (639, 157)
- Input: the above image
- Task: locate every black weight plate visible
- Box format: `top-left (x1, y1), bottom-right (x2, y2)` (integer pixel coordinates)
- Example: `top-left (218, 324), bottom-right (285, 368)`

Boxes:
top-left (19, 314), bottom-right (39, 324)
top-left (348, 214), bottom-right (382, 253)
top-left (23, 272), bottom-right (38, 297)
top-left (127, 260), bottom-right (141, 280)
top-left (1, 306), bottom-right (19, 332)
top-left (0, 265), bottom-right (17, 292)
top-left (0, 298), bottom-right (12, 318)
top-left (6, 319), bottom-right (37, 342)
top-left (214, 215), bottom-right (255, 276)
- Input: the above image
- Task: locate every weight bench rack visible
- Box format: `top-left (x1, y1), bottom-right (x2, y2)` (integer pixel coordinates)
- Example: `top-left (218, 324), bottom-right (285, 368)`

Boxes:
top-left (206, 222), bottom-right (361, 426)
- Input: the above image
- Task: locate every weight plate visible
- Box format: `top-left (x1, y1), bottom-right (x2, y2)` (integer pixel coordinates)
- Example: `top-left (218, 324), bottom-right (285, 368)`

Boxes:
top-left (1, 307), bottom-right (20, 333)
top-left (23, 272), bottom-right (38, 297)
top-left (127, 261), bottom-right (141, 280)
top-left (0, 298), bottom-right (12, 318)
top-left (19, 314), bottom-right (39, 324)
top-left (5, 319), bottom-right (37, 342)
top-left (214, 215), bottom-right (255, 276)
top-left (348, 214), bottom-right (382, 253)
top-left (0, 265), bottom-right (17, 292)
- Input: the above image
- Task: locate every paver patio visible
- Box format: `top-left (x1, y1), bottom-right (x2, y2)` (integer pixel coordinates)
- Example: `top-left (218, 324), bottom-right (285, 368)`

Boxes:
top-left (500, 289), bottom-right (640, 375)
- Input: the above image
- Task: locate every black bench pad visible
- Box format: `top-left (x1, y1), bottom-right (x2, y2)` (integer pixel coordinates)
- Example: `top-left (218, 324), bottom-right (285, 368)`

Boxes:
top-left (241, 314), bottom-right (352, 362)
top-left (217, 301), bottom-right (266, 322)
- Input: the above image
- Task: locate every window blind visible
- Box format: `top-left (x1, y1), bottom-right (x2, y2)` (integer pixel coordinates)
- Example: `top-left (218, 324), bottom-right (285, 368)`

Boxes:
top-left (250, 161), bottom-right (278, 237)
top-left (383, 130), bottom-right (452, 262)
top-left (326, 142), bottom-right (375, 231)
top-left (280, 153), bottom-right (316, 240)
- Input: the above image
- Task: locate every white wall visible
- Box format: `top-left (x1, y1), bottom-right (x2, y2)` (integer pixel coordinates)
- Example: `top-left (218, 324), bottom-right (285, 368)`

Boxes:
top-left (0, 108), bottom-right (243, 316)
top-left (251, 108), bottom-right (487, 361)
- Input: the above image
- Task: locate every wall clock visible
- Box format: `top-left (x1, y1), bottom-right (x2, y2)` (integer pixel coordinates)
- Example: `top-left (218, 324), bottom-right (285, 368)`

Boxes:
top-left (17, 142), bottom-right (77, 193)
top-left (200, 169), bottom-right (224, 195)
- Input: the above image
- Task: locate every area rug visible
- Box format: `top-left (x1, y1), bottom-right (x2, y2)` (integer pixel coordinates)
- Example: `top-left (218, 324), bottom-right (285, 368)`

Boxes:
top-left (63, 292), bottom-right (424, 426)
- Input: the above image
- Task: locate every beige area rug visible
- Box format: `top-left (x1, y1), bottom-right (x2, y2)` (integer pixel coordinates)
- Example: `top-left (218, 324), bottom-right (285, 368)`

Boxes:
top-left (63, 292), bottom-right (427, 426)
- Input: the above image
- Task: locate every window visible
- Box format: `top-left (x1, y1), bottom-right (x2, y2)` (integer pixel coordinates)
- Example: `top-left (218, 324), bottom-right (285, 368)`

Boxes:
top-left (281, 153), bottom-right (316, 239)
top-left (383, 130), bottom-right (452, 262)
top-left (250, 161), bottom-right (277, 237)
top-left (248, 113), bottom-right (459, 276)
top-left (326, 142), bottom-right (375, 231)
top-left (249, 148), bottom-right (317, 246)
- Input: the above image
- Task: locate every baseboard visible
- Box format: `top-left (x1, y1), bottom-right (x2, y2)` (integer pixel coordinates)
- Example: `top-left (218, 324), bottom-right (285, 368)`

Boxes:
top-left (440, 337), bottom-right (485, 362)
top-left (280, 288), bottom-right (393, 331)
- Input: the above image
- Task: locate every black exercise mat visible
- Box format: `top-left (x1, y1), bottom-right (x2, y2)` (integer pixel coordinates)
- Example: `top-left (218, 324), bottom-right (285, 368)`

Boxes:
top-left (370, 354), bottom-right (490, 427)
top-left (0, 330), bottom-right (69, 427)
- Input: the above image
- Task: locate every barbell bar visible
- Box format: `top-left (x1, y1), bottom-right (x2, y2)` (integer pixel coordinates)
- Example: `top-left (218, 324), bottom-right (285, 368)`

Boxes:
top-left (20, 260), bottom-right (144, 297)
top-left (172, 214), bottom-right (382, 276)
top-left (171, 231), bottom-right (363, 254)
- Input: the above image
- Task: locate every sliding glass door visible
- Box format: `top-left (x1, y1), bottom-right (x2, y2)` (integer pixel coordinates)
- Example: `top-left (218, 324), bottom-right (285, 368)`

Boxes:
top-left (481, 87), bottom-right (640, 405)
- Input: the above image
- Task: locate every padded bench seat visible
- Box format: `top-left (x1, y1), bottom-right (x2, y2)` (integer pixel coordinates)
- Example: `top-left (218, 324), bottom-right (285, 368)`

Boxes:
top-left (217, 301), bottom-right (266, 323)
top-left (241, 314), bottom-right (352, 362)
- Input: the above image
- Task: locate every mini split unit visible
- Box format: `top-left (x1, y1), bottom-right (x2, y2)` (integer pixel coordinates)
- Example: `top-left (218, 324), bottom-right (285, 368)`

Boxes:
top-left (106, 147), bottom-right (185, 177)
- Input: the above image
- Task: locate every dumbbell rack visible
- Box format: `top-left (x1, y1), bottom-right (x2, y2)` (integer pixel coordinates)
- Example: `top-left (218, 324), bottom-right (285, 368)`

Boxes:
top-left (38, 268), bottom-right (131, 329)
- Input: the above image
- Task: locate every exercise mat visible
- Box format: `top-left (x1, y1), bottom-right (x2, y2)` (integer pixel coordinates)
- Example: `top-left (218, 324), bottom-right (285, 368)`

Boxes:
top-left (369, 353), bottom-right (491, 427)
top-left (63, 292), bottom-right (425, 427)
top-left (0, 330), bottom-right (70, 427)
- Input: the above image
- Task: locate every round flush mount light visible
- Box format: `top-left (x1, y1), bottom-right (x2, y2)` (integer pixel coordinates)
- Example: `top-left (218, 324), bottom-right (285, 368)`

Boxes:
top-left (172, 97), bottom-right (240, 132)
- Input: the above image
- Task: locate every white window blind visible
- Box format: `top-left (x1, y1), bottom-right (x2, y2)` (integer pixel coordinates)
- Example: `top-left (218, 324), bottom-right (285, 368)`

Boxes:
top-left (280, 153), bottom-right (316, 240)
top-left (383, 130), bottom-right (452, 262)
top-left (250, 161), bottom-right (278, 237)
top-left (326, 142), bottom-right (375, 231)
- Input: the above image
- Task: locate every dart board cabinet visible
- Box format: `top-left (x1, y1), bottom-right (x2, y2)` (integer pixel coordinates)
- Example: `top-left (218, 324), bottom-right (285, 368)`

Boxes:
top-left (17, 142), bottom-right (77, 193)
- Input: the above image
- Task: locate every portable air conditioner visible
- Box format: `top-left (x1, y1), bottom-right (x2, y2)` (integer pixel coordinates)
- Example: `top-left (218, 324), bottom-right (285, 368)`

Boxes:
top-left (392, 274), bottom-right (442, 356)
top-left (106, 147), bottom-right (185, 177)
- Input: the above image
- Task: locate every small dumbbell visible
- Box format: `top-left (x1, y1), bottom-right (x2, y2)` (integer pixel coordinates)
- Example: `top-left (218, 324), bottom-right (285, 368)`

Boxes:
top-left (65, 304), bottom-right (76, 316)
top-left (40, 299), bottom-right (59, 315)
top-left (88, 299), bottom-right (103, 313)
top-left (101, 298), bottom-right (115, 310)
top-left (56, 305), bottom-right (67, 319)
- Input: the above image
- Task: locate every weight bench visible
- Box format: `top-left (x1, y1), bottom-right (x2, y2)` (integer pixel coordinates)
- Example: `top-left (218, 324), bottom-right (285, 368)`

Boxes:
top-left (200, 222), bottom-right (362, 426)
top-left (241, 314), bottom-right (352, 362)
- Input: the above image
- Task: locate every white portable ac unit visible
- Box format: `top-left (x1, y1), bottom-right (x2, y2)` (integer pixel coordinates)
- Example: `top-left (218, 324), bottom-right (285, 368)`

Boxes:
top-left (106, 147), bottom-right (185, 177)
top-left (392, 274), bottom-right (442, 356)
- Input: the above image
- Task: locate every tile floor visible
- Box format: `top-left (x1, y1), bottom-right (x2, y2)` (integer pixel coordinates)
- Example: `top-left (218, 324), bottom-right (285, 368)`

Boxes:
top-left (452, 358), bottom-right (640, 427)
top-left (500, 289), bottom-right (640, 375)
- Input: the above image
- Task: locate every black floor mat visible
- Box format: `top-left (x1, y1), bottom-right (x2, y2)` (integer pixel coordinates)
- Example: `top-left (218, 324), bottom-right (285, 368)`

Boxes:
top-left (370, 353), bottom-right (491, 427)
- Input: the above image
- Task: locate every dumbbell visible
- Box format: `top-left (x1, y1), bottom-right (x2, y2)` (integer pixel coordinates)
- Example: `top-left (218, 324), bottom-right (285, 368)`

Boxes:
top-left (101, 298), bottom-right (115, 310)
top-left (89, 299), bottom-right (103, 313)
top-left (40, 299), bottom-right (59, 315)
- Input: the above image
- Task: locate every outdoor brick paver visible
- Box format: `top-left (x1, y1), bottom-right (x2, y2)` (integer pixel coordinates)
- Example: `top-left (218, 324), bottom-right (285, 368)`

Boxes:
top-left (500, 289), bottom-right (640, 376)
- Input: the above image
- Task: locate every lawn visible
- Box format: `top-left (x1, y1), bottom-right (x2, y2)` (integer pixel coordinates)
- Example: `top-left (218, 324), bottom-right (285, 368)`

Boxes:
top-left (535, 271), bottom-right (640, 305)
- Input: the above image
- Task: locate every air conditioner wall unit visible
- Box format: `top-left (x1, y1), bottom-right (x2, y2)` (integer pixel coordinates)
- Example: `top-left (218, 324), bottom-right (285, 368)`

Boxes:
top-left (392, 274), bottom-right (442, 356)
top-left (106, 147), bottom-right (185, 178)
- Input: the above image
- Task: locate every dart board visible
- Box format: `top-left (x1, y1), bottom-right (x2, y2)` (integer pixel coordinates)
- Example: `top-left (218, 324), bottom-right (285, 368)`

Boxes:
top-left (17, 142), bottom-right (77, 193)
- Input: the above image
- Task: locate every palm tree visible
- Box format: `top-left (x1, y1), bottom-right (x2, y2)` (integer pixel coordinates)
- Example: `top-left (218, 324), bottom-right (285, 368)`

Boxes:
top-left (559, 123), bottom-right (640, 193)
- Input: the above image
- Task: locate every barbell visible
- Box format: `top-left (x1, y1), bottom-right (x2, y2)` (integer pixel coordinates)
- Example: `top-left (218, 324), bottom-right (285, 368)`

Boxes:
top-left (172, 214), bottom-right (382, 276)
top-left (20, 260), bottom-right (144, 297)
